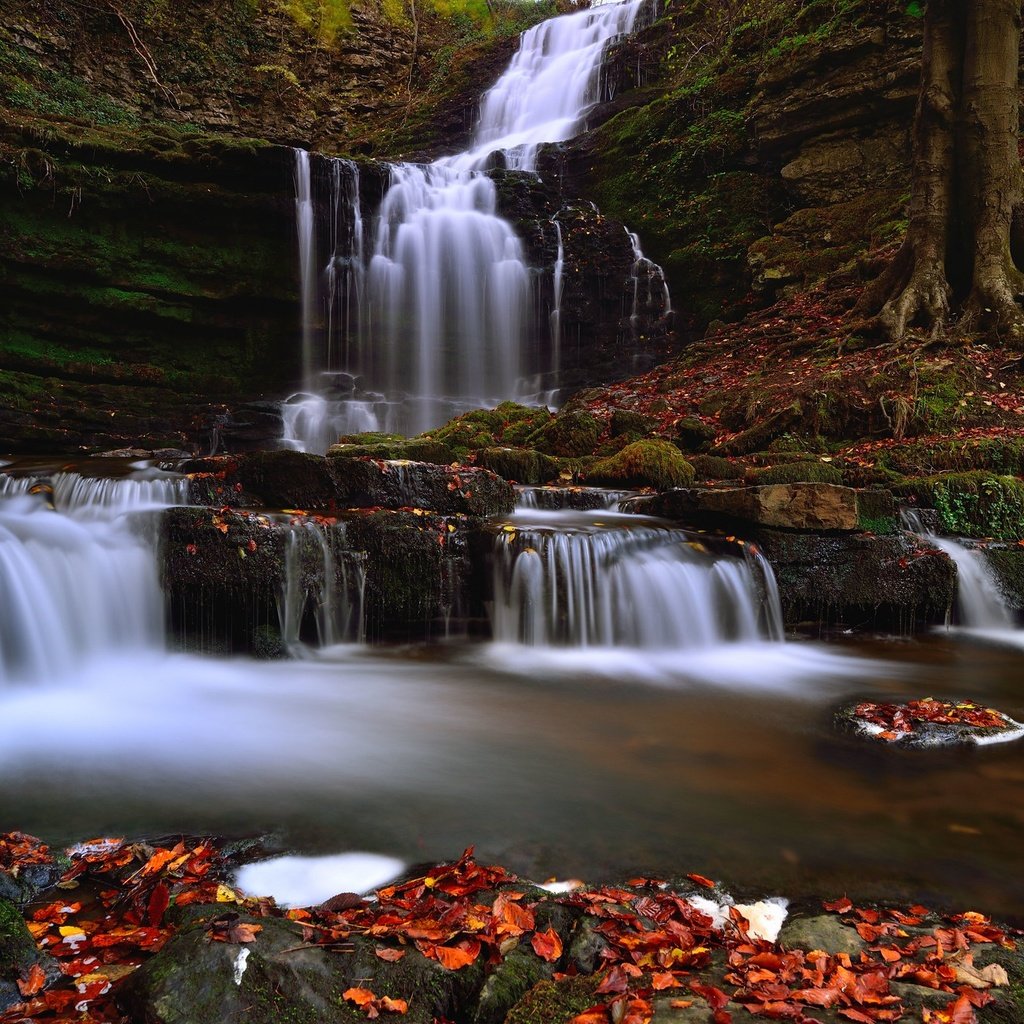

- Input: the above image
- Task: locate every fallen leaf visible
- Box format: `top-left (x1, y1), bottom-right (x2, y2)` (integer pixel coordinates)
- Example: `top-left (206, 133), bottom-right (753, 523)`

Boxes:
top-left (17, 963), bottom-right (46, 997)
top-left (375, 947), bottom-right (407, 963)
top-left (531, 927), bottom-right (563, 963)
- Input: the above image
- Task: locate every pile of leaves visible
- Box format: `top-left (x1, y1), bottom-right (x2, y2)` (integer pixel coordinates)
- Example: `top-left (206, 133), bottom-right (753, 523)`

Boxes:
top-left (0, 837), bottom-right (1019, 1024)
top-left (852, 698), bottom-right (1014, 743)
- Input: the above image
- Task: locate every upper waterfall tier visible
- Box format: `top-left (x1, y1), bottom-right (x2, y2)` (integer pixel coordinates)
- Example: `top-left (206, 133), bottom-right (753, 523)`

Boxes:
top-left (286, 0), bottom-right (666, 450)
top-left (455, 0), bottom-right (647, 172)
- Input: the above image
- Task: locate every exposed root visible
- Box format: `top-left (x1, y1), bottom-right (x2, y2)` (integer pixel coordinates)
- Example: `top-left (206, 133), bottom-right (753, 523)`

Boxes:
top-left (879, 262), bottom-right (951, 340)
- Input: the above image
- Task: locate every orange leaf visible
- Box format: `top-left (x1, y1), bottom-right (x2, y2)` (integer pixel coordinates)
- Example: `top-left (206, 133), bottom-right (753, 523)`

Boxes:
top-left (344, 988), bottom-right (377, 1007)
top-left (433, 943), bottom-right (479, 970)
top-left (686, 873), bottom-right (716, 889)
top-left (378, 997), bottom-right (408, 1014)
top-left (569, 1007), bottom-right (609, 1024)
top-left (531, 927), bottom-right (563, 963)
top-left (17, 964), bottom-right (46, 997)
top-left (651, 972), bottom-right (680, 990)
top-left (375, 947), bottom-right (407, 963)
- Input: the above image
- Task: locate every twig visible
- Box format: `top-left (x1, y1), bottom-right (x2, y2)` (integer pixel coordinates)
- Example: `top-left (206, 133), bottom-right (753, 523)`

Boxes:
top-left (106, 2), bottom-right (178, 106)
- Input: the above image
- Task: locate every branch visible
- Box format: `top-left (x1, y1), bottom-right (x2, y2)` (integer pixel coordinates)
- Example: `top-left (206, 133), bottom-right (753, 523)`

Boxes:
top-left (106, 2), bottom-right (178, 106)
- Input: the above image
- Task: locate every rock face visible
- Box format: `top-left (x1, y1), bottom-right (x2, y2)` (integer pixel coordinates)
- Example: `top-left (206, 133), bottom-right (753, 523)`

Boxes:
top-left (161, 505), bottom-right (492, 648)
top-left (637, 483), bottom-right (860, 531)
top-left (0, 899), bottom-right (60, 1013)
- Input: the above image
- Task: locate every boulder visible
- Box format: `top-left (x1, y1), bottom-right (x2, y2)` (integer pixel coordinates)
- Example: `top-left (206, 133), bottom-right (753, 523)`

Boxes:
top-left (639, 483), bottom-right (860, 531)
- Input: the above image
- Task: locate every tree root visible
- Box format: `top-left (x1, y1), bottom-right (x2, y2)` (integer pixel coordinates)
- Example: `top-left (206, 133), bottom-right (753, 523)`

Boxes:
top-left (856, 243), bottom-right (951, 342)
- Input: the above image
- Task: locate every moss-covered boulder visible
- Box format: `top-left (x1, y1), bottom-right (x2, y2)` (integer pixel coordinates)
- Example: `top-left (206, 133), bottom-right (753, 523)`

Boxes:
top-left (893, 472), bottom-right (1024, 540)
top-left (609, 408), bottom-right (656, 438)
top-left (182, 451), bottom-right (339, 510)
top-left (476, 448), bottom-right (562, 485)
top-left (585, 440), bottom-right (694, 490)
top-left (0, 899), bottom-right (61, 1012)
top-left (529, 411), bottom-right (603, 458)
top-left (673, 416), bottom-right (717, 453)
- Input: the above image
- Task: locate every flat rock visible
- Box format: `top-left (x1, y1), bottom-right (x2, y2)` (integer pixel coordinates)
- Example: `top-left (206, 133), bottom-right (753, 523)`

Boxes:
top-left (778, 914), bottom-right (865, 956)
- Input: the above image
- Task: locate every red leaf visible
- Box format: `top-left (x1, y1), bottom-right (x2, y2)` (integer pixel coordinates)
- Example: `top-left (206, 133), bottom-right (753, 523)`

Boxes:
top-left (531, 927), bottom-right (563, 963)
top-left (823, 897), bottom-right (853, 914)
top-left (596, 966), bottom-right (630, 995)
top-left (148, 882), bottom-right (170, 928)
top-left (569, 1007), bottom-right (609, 1024)
top-left (839, 1011), bottom-right (875, 1023)
top-left (686, 873), bottom-right (716, 889)
top-left (690, 984), bottom-right (729, 1010)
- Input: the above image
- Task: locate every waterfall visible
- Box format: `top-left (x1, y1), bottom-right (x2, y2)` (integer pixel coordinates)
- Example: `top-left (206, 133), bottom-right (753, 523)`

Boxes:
top-left (901, 509), bottom-right (1014, 630)
top-left (491, 511), bottom-right (783, 647)
top-left (626, 228), bottom-right (672, 341)
top-left (278, 521), bottom-right (366, 651)
top-left (0, 468), bottom-right (190, 685)
top-left (286, 0), bottom-right (667, 450)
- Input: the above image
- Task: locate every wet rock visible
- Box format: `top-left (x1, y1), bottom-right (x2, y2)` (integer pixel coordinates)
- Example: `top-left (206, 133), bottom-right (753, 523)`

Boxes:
top-left (0, 899), bottom-right (61, 1013)
top-left (117, 907), bottom-right (484, 1024)
top-left (183, 451), bottom-right (515, 516)
top-left (835, 700), bottom-right (1024, 749)
top-left (752, 529), bottom-right (956, 630)
top-left (778, 913), bottom-right (865, 956)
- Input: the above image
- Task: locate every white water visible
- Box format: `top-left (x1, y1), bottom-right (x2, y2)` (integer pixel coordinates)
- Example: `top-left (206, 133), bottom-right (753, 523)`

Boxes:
top-left (286, 0), bottom-right (665, 450)
top-left (901, 509), bottom-right (1015, 631)
top-left (492, 510), bottom-right (784, 647)
top-left (235, 852), bottom-right (405, 908)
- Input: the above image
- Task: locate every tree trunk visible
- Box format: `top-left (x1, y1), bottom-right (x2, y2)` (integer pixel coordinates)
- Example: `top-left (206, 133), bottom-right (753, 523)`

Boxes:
top-left (857, 0), bottom-right (1024, 343)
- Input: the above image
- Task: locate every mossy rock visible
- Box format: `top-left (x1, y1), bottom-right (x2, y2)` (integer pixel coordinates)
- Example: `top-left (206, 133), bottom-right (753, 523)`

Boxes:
top-left (585, 440), bottom-right (695, 491)
top-left (689, 454), bottom-right (746, 482)
top-left (767, 433), bottom-right (829, 455)
top-left (673, 416), bottom-right (717, 453)
top-left (857, 489), bottom-right (898, 535)
top-left (893, 472), bottom-right (1024, 540)
top-left (609, 408), bottom-right (656, 438)
top-left (476, 448), bottom-right (561, 485)
top-left (750, 461), bottom-right (843, 486)
top-left (529, 411), bottom-right (603, 458)
top-left (0, 899), bottom-right (61, 1012)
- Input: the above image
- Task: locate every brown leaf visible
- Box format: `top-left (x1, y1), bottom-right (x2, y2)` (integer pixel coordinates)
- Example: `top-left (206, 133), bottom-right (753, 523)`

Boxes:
top-left (374, 947), bottom-right (407, 963)
top-left (227, 922), bottom-right (262, 943)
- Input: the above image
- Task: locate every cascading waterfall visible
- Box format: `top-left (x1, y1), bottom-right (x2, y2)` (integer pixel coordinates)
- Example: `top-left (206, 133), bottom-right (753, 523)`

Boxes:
top-left (492, 511), bottom-right (784, 647)
top-left (901, 509), bottom-right (1014, 630)
top-left (0, 468), bottom-right (190, 685)
top-left (286, 0), bottom-right (666, 451)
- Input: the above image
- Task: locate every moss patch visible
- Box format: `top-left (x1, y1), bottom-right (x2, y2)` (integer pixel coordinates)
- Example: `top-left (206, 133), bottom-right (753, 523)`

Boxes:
top-left (894, 473), bottom-right (1024, 540)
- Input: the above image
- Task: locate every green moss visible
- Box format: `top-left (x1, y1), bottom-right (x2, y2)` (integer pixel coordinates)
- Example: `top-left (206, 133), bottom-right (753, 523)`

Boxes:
top-left (751, 461), bottom-right (843, 485)
top-left (586, 439), bottom-right (695, 490)
top-left (689, 454), bottom-right (746, 481)
top-left (894, 472), bottom-right (1024, 540)
top-left (878, 437), bottom-right (1024, 477)
top-left (506, 975), bottom-right (601, 1024)
top-left (476, 447), bottom-right (560, 484)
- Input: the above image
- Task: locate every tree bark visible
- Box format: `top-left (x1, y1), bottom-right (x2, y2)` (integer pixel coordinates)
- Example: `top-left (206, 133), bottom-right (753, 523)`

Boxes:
top-left (857, 0), bottom-right (1024, 344)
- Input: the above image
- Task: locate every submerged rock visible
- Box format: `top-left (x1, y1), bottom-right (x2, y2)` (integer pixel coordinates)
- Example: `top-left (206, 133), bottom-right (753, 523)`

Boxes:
top-left (836, 698), bottom-right (1024, 749)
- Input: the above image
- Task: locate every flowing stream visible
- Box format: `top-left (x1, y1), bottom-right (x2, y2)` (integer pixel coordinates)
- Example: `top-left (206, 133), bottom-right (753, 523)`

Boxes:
top-left (283, 0), bottom-right (664, 451)
top-left (2, 464), bottom-right (1024, 915)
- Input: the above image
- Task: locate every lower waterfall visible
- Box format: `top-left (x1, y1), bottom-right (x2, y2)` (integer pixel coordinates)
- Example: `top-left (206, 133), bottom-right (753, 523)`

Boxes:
top-left (491, 510), bottom-right (784, 648)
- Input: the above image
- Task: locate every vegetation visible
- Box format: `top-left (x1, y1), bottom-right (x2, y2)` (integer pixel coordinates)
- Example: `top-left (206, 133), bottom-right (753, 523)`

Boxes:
top-left (586, 439), bottom-right (695, 490)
